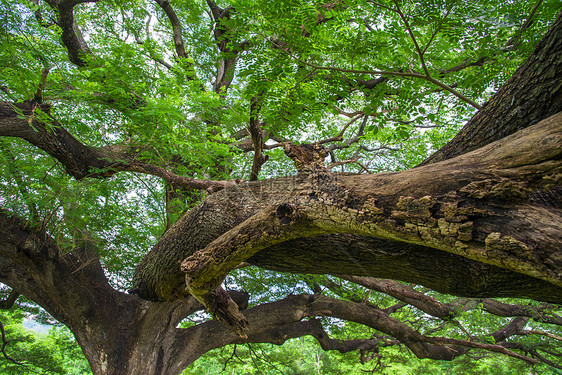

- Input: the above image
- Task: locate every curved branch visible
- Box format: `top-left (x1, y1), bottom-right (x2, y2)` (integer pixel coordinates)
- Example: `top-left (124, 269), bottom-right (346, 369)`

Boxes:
top-left (340, 276), bottom-right (457, 319)
top-left (0, 101), bottom-right (240, 192)
top-left (176, 294), bottom-right (540, 369)
top-left (0, 321), bottom-right (23, 365)
top-left (0, 290), bottom-right (19, 310)
top-left (154, 0), bottom-right (189, 60)
top-left (268, 38), bottom-right (481, 109)
top-left (45, 0), bottom-right (101, 66)
top-left (135, 113), bottom-right (562, 305)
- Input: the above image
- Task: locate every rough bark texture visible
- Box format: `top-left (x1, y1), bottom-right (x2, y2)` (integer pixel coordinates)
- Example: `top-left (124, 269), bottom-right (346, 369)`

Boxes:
top-left (1, 6), bottom-right (562, 375)
top-left (133, 113), bottom-right (562, 308)
top-left (422, 11), bottom-right (562, 165)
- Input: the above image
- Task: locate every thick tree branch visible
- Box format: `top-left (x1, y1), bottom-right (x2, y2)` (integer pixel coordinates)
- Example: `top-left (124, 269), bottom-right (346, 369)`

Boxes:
top-left (0, 101), bottom-right (240, 192)
top-left (45, 0), bottom-right (101, 66)
top-left (340, 276), bottom-right (457, 319)
top-left (178, 114), bottom-right (562, 315)
top-left (135, 113), bottom-right (562, 305)
top-left (339, 276), bottom-right (562, 328)
top-left (154, 0), bottom-right (189, 60)
top-left (0, 290), bottom-right (19, 310)
top-left (207, 1), bottom-right (246, 94)
top-left (175, 294), bottom-right (541, 369)
top-left (474, 299), bottom-right (562, 326)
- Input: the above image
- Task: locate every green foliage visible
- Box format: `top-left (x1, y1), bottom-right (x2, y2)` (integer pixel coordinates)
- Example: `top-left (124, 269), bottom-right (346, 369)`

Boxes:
top-left (0, 307), bottom-right (91, 374)
top-left (1, 0), bottom-right (561, 373)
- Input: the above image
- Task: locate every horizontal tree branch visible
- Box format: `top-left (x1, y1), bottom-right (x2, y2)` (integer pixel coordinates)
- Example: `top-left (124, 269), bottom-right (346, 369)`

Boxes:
top-left (176, 293), bottom-right (541, 369)
top-left (0, 101), bottom-right (240, 192)
top-left (268, 38), bottom-right (482, 109)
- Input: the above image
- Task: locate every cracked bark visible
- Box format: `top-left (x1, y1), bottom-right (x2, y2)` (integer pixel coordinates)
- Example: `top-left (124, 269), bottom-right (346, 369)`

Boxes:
top-left (1, 5), bottom-right (561, 375)
top-left (134, 113), bottom-right (562, 309)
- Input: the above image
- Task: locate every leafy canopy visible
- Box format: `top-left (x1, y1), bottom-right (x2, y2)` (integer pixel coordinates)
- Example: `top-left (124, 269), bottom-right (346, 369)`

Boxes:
top-left (0, 0), bottom-right (561, 373)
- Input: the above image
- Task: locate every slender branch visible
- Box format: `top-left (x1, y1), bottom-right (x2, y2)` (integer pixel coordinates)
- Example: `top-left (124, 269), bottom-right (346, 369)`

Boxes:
top-left (393, 0), bottom-right (430, 77)
top-left (437, 0), bottom-right (541, 77)
top-left (521, 330), bottom-right (562, 341)
top-left (268, 38), bottom-right (481, 109)
top-left (153, 0), bottom-right (202, 84)
top-left (506, 0), bottom-right (544, 48)
top-left (503, 342), bottom-right (562, 369)
top-left (318, 113), bottom-right (365, 145)
top-left (207, 1), bottom-right (242, 94)
top-left (423, 336), bottom-right (539, 364)
top-left (327, 157), bottom-right (360, 170)
top-left (421, 7), bottom-right (452, 55)
top-left (0, 321), bottom-right (24, 365)
top-left (340, 276), bottom-right (457, 319)
top-left (327, 115), bottom-right (372, 152)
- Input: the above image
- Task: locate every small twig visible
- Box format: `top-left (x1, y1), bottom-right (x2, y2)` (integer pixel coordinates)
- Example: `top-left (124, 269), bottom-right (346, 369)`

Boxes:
top-left (393, 0), bottom-right (430, 77)
top-left (266, 36), bottom-right (481, 109)
top-left (0, 320), bottom-right (24, 365)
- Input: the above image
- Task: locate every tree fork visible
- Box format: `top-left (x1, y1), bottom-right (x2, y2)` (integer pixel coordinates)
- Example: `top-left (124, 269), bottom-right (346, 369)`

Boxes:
top-left (135, 113), bottom-right (562, 308)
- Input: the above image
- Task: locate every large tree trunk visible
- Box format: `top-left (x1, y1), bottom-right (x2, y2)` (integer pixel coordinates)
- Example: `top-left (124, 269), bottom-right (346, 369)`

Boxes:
top-left (1, 9), bottom-right (561, 375)
top-left (132, 13), bottom-right (562, 309)
top-left (133, 113), bottom-right (561, 307)
top-left (421, 11), bottom-right (562, 165)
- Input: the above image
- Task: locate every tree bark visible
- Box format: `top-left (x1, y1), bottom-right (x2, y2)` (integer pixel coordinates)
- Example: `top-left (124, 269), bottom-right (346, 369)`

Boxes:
top-left (133, 112), bottom-right (562, 307)
top-left (1, 7), bottom-right (561, 375)
top-left (421, 11), bottom-right (562, 165)
top-left (131, 12), bottom-right (562, 309)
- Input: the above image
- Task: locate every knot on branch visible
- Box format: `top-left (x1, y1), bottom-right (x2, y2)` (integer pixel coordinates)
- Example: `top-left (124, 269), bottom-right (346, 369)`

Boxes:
top-left (276, 203), bottom-right (295, 225)
top-left (284, 143), bottom-right (328, 173)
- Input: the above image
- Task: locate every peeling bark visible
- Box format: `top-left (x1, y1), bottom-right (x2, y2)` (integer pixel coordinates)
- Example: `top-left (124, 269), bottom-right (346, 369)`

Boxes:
top-left (134, 113), bottom-right (561, 310)
top-left (0, 5), bottom-right (561, 375)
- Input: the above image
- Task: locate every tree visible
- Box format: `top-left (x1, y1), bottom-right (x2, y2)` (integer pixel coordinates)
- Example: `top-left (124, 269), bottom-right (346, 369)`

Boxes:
top-left (0, 0), bottom-right (561, 374)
